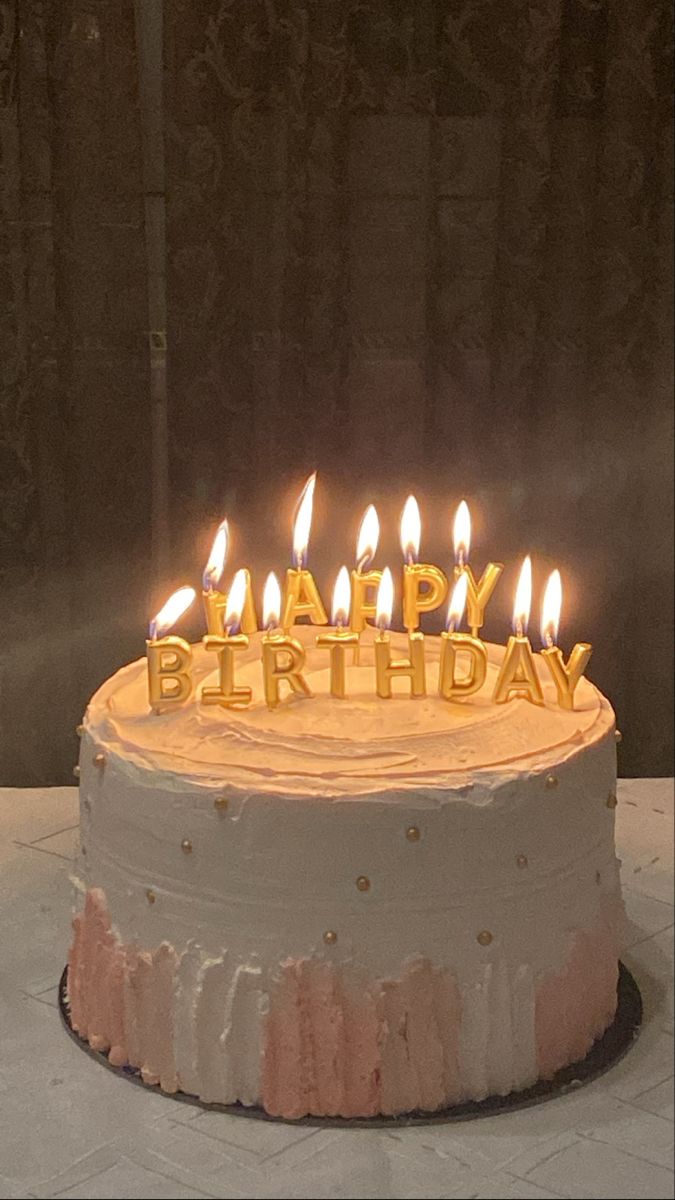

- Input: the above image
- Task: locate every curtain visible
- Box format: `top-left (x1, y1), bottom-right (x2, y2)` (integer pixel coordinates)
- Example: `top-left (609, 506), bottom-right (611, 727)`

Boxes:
top-left (1, 0), bottom-right (672, 784)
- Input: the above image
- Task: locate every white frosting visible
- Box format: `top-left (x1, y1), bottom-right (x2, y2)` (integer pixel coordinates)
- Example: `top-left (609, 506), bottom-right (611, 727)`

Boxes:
top-left (74, 629), bottom-right (623, 1111)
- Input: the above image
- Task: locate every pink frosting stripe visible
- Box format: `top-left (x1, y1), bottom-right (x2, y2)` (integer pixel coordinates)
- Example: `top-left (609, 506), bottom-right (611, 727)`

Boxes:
top-left (261, 956), bottom-right (463, 1118)
top-left (535, 911), bottom-right (619, 1079)
top-left (67, 889), bottom-right (176, 1091)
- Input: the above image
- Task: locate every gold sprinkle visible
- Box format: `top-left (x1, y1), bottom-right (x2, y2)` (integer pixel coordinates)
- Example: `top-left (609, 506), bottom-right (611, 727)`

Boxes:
top-left (545, 775), bottom-right (558, 789)
top-left (76, 724), bottom-right (85, 737)
top-left (356, 876), bottom-right (370, 892)
top-left (93, 752), bottom-right (106, 768)
top-left (606, 791), bottom-right (618, 809)
top-left (477, 930), bottom-right (493, 946)
top-left (615, 729), bottom-right (623, 744)
top-left (213, 796), bottom-right (229, 811)
top-left (181, 839), bottom-right (193, 854)
top-left (406, 826), bottom-right (421, 842)
top-left (596, 870), bottom-right (602, 885)
top-left (73, 765), bottom-right (81, 779)
top-left (516, 854), bottom-right (528, 868)
top-left (323, 930), bottom-right (337, 945)
top-left (146, 889), bottom-right (156, 905)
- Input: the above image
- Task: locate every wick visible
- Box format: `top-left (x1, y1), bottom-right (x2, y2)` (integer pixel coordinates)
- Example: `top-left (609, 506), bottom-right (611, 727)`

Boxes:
top-left (516, 619), bottom-right (524, 638)
top-left (457, 550), bottom-right (465, 569)
top-left (148, 621), bottom-right (157, 642)
top-left (545, 631), bottom-right (554, 649)
top-left (356, 555), bottom-right (369, 573)
top-left (447, 619), bottom-right (456, 635)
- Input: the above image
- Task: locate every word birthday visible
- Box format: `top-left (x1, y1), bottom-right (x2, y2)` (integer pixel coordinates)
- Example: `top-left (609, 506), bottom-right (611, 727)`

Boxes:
top-left (146, 474), bottom-right (592, 714)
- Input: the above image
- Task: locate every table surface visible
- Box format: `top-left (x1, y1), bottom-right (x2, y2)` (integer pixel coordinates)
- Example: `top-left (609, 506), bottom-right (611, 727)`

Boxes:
top-left (1, 779), bottom-right (673, 1200)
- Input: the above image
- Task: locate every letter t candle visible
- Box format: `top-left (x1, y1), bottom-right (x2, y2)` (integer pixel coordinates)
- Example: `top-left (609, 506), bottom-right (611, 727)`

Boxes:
top-left (540, 569), bottom-right (592, 710)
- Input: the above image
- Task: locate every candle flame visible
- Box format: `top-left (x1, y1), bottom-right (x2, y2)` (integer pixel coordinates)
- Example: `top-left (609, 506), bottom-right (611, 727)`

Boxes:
top-left (292, 472), bottom-right (316, 568)
top-left (262, 571), bottom-right (281, 631)
top-left (513, 556), bottom-right (533, 636)
top-left (332, 566), bottom-right (351, 627)
top-left (541, 569), bottom-right (562, 648)
top-left (446, 572), bottom-right (468, 632)
top-left (400, 495), bottom-right (421, 563)
top-left (149, 586), bottom-right (196, 640)
top-left (224, 568), bottom-right (248, 635)
top-left (453, 500), bottom-right (471, 564)
top-left (356, 504), bottom-right (380, 570)
top-left (376, 566), bottom-right (394, 632)
top-left (203, 519), bottom-right (229, 590)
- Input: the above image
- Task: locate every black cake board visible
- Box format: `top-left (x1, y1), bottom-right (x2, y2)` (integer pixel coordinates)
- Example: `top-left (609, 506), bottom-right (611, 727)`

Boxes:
top-left (58, 963), bottom-right (642, 1128)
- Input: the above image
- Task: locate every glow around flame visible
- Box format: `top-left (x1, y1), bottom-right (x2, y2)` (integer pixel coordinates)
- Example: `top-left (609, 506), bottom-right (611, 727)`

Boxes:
top-left (400, 495), bottom-right (421, 563)
top-left (263, 571), bottom-right (281, 631)
top-left (332, 566), bottom-right (351, 627)
top-left (292, 472), bottom-right (316, 568)
top-left (541, 569), bottom-right (562, 647)
top-left (376, 566), bottom-right (394, 632)
top-left (149, 586), bottom-right (196, 639)
top-left (446, 571), bottom-right (468, 632)
top-left (356, 504), bottom-right (380, 570)
top-left (513, 556), bottom-right (533, 636)
top-left (453, 500), bottom-right (471, 563)
top-left (224, 568), bottom-right (248, 634)
top-left (203, 519), bottom-right (229, 590)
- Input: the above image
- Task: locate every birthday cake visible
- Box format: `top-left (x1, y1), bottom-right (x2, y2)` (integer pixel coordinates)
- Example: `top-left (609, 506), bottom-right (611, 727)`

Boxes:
top-left (67, 485), bottom-right (625, 1118)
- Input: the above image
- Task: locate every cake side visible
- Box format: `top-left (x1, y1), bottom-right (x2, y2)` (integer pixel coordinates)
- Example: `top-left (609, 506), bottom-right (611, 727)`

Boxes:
top-left (68, 634), bottom-right (624, 1117)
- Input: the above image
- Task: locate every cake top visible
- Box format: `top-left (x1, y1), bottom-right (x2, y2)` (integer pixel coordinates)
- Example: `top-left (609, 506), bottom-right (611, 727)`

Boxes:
top-left (85, 627), bottom-right (614, 798)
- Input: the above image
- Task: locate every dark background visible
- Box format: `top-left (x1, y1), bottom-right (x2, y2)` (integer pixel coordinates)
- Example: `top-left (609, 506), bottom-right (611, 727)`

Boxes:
top-left (0, 0), bottom-right (672, 785)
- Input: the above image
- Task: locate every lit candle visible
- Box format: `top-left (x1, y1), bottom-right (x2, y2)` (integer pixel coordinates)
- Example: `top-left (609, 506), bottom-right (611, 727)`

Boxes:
top-left (201, 568), bottom-right (252, 708)
top-left (374, 567), bottom-right (426, 699)
top-left (453, 500), bottom-right (503, 637)
top-left (146, 586), bottom-right (196, 713)
top-left (281, 472), bottom-right (328, 630)
top-left (262, 571), bottom-right (312, 709)
top-left (540, 569), bottom-right (592, 710)
top-left (438, 572), bottom-right (488, 701)
top-left (201, 518), bottom-right (257, 635)
top-left (400, 495), bottom-right (448, 633)
top-left (493, 556), bottom-right (544, 705)
top-left (316, 567), bottom-right (359, 698)
top-left (350, 504), bottom-right (382, 635)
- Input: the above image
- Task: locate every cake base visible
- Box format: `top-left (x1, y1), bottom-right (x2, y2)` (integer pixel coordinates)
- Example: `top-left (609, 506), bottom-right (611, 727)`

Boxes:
top-left (58, 963), bottom-right (642, 1127)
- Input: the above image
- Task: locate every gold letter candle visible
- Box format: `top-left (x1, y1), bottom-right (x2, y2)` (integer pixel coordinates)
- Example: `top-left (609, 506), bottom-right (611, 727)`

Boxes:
top-left (262, 571), bottom-right (312, 708)
top-left (374, 567), bottom-right (426, 698)
top-left (540, 569), bottom-right (592, 710)
top-left (262, 636), bottom-right (312, 708)
top-left (350, 569), bottom-right (382, 632)
top-left (282, 569), bottom-right (328, 629)
top-left (281, 471), bottom-right (328, 629)
top-left (201, 569), bottom-right (252, 708)
top-left (453, 500), bottom-right (503, 636)
top-left (438, 573), bottom-right (487, 700)
top-left (350, 505), bottom-right (381, 634)
top-left (201, 519), bottom-right (257, 634)
top-left (400, 494), bottom-right (448, 631)
top-left (493, 556), bottom-right (544, 706)
top-left (316, 567), bottom-right (359, 698)
top-left (202, 572), bottom-right (258, 636)
top-left (146, 586), bottom-right (196, 713)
